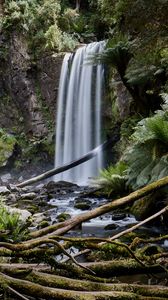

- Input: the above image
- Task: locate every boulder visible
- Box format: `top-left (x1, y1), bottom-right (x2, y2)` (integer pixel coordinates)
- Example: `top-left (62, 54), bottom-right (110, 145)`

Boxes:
top-left (4, 205), bottom-right (32, 222)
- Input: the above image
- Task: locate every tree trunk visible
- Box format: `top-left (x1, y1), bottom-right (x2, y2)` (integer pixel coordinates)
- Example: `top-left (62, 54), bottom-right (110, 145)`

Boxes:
top-left (16, 139), bottom-right (111, 188)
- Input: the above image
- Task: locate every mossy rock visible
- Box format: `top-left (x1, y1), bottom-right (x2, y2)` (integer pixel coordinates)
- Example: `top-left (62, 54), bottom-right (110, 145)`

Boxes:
top-left (37, 220), bottom-right (50, 229)
top-left (137, 244), bottom-right (164, 257)
top-left (130, 193), bottom-right (156, 221)
top-left (57, 213), bottom-right (71, 222)
top-left (74, 199), bottom-right (92, 210)
top-left (26, 205), bottom-right (39, 214)
top-left (104, 223), bottom-right (119, 230)
top-left (0, 129), bottom-right (17, 167)
top-left (120, 232), bottom-right (138, 243)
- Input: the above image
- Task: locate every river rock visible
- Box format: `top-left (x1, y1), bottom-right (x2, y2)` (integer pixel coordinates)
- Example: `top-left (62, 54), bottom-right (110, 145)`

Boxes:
top-left (0, 186), bottom-right (10, 195)
top-left (112, 213), bottom-right (127, 221)
top-left (4, 205), bottom-right (32, 221)
top-left (57, 213), bottom-right (71, 222)
top-left (7, 193), bottom-right (17, 203)
top-left (1, 173), bottom-right (12, 183)
top-left (7, 184), bottom-right (20, 193)
top-left (74, 198), bottom-right (92, 210)
top-left (104, 223), bottom-right (119, 230)
top-left (45, 181), bottom-right (79, 193)
top-left (31, 212), bottom-right (46, 226)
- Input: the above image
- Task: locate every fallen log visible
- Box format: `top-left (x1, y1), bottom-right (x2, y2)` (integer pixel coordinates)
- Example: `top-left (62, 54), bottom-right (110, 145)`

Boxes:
top-left (0, 271), bottom-right (141, 300)
top-left (1, 271), bottom-right (168, 299)
top-left (16, 139), bottom-right (111, 188)
top-left (0, 266), bottom-right (168, 297)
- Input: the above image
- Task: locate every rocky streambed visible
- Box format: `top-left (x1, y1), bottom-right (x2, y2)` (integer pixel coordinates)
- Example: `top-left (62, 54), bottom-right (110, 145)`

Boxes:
top-left (1, 180), bottom-right (137, 237)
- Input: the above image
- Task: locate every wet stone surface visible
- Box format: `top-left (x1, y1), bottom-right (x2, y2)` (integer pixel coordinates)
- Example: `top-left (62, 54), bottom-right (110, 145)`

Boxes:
top-left (1, 180), bottom-right (137, 235)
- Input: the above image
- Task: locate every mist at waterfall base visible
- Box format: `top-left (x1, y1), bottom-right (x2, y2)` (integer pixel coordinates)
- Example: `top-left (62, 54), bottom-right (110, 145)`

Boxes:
top-left (54, 42), bottom-right (105, 185)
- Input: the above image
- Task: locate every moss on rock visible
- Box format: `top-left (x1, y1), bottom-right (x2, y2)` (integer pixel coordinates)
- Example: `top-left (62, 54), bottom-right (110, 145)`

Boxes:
top-left (0, 129), bottom-right (17, 167)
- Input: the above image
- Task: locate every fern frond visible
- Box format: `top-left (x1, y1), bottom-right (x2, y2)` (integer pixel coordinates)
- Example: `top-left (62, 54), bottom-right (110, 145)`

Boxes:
top-left (87, 39), bottom-right (131, 70)
top-left (92, 162), bottom-right (128, 196)
top-left (146, 116), bottom-right (168, 145)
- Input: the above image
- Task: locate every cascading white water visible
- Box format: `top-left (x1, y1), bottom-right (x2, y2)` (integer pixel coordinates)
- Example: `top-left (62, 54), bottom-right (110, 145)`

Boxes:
top-left (55, 42), bottom-right (105, 184)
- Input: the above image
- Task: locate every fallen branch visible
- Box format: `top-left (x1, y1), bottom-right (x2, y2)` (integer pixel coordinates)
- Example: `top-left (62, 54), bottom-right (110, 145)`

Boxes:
top-left (0, 271), bottom-right (168, 299)
top-left (0, 267), bottom-right (168, 297)
top-left (0, 271), bottom-right (141, 300)
top-left (7, 286), bottom-right (29, 300)
top-left (65, 205), bottom-right (168, 263)
top-left (16, 140), bottom-right (111, 188)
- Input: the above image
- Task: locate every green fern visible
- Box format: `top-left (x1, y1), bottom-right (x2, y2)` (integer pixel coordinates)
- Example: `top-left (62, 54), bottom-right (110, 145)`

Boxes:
top-left (126, 65), bottom-right (157, 85)
top-left (0, 204), bottom-right (29, 242)
top-left (125, 104), bottom-right (168, 190)
top-left (146, 116), bottom-right (168, 145)
top-left (92, 162), bottom-right (128, 196)
top-left (87, 37), bottom-right (132, 71)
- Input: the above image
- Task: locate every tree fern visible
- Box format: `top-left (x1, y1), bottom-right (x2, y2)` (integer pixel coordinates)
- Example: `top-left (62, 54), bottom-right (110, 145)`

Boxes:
top-left (92, 162), bottom-right (128, 196)
top-left (146, 116), bottom-right (168, 145)
top-left (87, 36), bottom-right (132, 72)
top-left (125, 104), bottom-right (168, 190)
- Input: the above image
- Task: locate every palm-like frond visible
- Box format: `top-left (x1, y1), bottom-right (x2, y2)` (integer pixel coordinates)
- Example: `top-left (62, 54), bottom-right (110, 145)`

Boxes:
top-left (126, 65), bottom-right (157, 85)
top-left (125, 110), bottom-right (168, 190)
top-left (87, 39), bottom-right (132, 71)
top-left (131, 113), bottom-right (168, 145)
top-left (146, 116), bottom-right (168, 145)
top-left (92, 162), bottom-right (128, 196)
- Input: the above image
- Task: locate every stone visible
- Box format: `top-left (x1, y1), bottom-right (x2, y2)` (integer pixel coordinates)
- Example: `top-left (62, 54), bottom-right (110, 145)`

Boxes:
top-left (4, 205), bottom-right (32, 222)
top-left (7, 193), bottom-right (17, 203)
top-left (57, 213), bottom-right (71, 222)
top-left (112, 213), bottom-right (127, 221)
top-left (37, 220), bottom-right (50, 229)
top-left (104, 223), bottom-right (119, 230)
top-left (74, 199), bottom-right (92, 210)
top-left (0, 186), bottom-right (10, 195)
top-left (1, 173), bottom-right (12, 183)
top-left (7, 184), bottom-right (20, 193)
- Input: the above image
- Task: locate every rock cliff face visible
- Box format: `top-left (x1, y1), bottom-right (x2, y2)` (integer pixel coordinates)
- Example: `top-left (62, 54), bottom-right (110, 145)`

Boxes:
top-left (37, 54), bottom-right (64, 122)
top-left (0, 32), bottom-right (63, 138)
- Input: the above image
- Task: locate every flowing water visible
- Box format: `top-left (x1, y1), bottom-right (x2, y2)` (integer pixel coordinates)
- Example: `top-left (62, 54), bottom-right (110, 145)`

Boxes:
top-left (55, 42), bottom-right (105, 184)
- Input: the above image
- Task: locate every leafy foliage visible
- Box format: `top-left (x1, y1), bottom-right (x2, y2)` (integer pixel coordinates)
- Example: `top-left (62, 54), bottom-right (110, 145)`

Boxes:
top-left (0, 128), bottom-right (16, 167)
top-left (88, 35), bottom-right (131, 71)
top-left (92, 162), bottom-right (128, 196)
top-left (0, 200), bottom-right (29, 242)
top-left (2, 0), bottom-right (77, 52)
top-left (98, 95), bottom-right (168, 192)
top-left (125, 100), bottom-right (168, 189)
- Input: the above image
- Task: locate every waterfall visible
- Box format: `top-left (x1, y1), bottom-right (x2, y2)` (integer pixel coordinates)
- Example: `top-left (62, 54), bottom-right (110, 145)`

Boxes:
top-left (55, 42), bottom-right (105, 184)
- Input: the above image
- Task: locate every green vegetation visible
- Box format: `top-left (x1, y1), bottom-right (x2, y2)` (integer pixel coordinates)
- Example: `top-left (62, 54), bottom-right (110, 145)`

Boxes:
top-left (0, 199), bottom-right (29, 242)
top-left (0, 128), bottom-right (16, 167)
top-left (96, 96), bottom-right (168, 195)
top-left (93, 161), bottom-right (128, 197)
top-left (125, 100), bottom-right (168, 190)
top-left (1, 0), bottom-right (77, 53)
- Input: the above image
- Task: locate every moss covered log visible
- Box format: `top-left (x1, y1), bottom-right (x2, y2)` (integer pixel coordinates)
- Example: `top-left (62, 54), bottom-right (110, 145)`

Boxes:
top-left (0, 270), bottom-right (168, 300)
